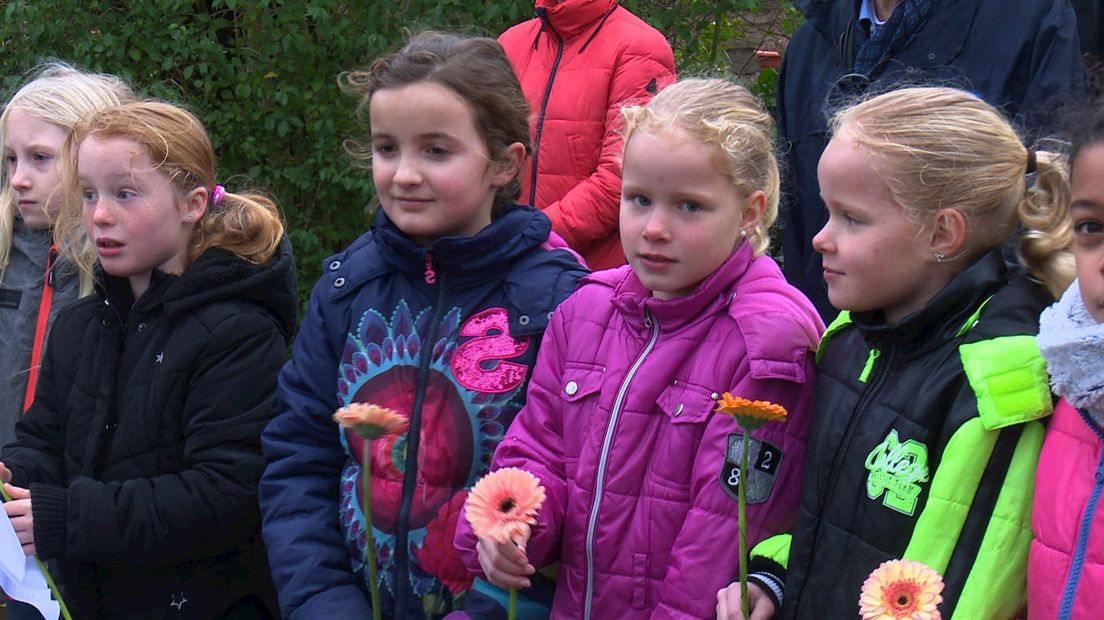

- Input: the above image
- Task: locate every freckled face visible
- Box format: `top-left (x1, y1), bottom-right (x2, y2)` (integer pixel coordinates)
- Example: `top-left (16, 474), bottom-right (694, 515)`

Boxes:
top-left (78, 136), bottom-right (198, 298)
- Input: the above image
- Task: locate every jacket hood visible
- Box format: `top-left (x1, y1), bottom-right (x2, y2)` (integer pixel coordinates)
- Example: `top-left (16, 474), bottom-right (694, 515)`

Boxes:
top-left (159, 236), bottom-right (298, 340)
top-left (536, 0), bottom-right (618, 40)
top-left (373, 204), bottom-right (555, 279)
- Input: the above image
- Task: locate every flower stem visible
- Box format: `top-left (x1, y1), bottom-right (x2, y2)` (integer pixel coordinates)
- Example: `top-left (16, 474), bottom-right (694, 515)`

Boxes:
top-left (509, 586), bottom-right (517, 620)
top-left (363, 441), bottom-right (382, 620)
top-left (0, 484), bottom-right (72, 620)
top-left (739, 429), bottom-right (750, 620)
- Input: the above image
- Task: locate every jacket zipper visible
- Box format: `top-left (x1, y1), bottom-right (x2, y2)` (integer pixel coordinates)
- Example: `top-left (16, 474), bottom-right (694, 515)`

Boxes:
top-left (583, 310), bottom-right (659, 620)
top-left (794, 345), bottom-right (897, 616)
top-left (1057, 411), bottom-right (1104, 619)
top-left (528, 10), bottom-right (564, 207)
top-left (392, 255), bottom-right (447, 619)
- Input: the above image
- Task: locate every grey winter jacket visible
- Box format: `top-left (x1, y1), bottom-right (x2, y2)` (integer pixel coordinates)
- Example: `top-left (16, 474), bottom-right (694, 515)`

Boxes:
top-left (0, 216), bottom-right (78, 448)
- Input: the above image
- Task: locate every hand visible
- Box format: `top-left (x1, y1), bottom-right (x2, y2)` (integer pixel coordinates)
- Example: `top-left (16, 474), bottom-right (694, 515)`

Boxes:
top-left (3, 483), bottom-right (35, 557)
top-left (716, 581), bottom-right (776, 620)
top-left (475, 524), bottom-right (534, 590)
top-left (0, 461), bottom-right (11, 484)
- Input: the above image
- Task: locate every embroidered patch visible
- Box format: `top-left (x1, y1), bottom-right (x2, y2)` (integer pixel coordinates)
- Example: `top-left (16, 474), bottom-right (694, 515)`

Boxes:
top-left (721, 434), bottom-right (782, 503)
top-left (864, 429), bottom-right (930, 516)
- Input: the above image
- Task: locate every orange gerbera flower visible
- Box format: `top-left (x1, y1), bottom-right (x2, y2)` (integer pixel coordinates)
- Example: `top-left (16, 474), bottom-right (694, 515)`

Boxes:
top-left (859, 559), bottom-right (944, 620)
top-left (714, 392), bottom-right (788, 430)
top-left (332, 403), bottom-right (409, 440)
top-left (465, 467), bottom-right (546, 545)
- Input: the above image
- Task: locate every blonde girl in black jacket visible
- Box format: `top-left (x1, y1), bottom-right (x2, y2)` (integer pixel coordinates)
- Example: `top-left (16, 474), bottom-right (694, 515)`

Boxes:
top-left (0, 102), bottom-right (296, 619)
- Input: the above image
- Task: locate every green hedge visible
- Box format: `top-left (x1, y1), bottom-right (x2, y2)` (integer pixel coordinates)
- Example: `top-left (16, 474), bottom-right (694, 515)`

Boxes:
top-left (1, 0), bottom-right (791, 312)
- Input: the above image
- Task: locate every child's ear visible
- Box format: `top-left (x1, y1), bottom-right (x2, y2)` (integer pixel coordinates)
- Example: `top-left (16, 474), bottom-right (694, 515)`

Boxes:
top-left (928, 207), bottom-right (968, 258)
top-left (182, 187), bottom-right (209, 224)
top-left (738, 190), bottom-right (768, 231)
top-left (491, 142), bottom-right (527, 187)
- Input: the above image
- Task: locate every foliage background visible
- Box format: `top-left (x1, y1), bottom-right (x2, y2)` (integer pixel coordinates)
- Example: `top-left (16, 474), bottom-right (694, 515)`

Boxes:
top-left (0, 0), bottom-right (798, 310)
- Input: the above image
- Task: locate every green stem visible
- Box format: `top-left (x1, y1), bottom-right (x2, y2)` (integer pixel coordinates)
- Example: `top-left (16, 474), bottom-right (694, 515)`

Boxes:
top-left (0, 483), bottom-right (72, 620)
top-left (509, 586), bottom-right (517, 620)
top-left (363, 441), bottom-right (382, 620)
top-left (739, 429), bottom-right (750, 620)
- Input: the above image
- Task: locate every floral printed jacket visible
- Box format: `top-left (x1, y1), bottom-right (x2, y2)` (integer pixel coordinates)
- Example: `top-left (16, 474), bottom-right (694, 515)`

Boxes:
top-left (260, 206), bottom-right (586, 619)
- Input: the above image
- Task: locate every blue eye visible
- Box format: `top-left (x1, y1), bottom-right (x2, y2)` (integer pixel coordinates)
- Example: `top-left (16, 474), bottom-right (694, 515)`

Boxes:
top-left (680, 201), bottom-right (703, 213)
top-left (82, 190), bottom-right (97, 202)
top-left (630, 195), bottom-right (652, 207)
top-left (372, 143), bottom-right (396, 157)
top-left (117, 190), bottom-right (135, 200)
top-left (1074, 219), bottom-right (1104, 235)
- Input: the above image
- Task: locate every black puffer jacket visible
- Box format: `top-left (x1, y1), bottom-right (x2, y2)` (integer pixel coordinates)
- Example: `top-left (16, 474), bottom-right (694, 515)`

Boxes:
top-left (2, 239), bottom-right (297, 619)
top-left (781, 251), bottom-right (1054, 619)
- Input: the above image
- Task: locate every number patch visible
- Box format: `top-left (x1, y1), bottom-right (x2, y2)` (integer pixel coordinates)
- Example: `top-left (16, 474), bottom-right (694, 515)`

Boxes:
top-left (721, 434), bottom-right (783, 504)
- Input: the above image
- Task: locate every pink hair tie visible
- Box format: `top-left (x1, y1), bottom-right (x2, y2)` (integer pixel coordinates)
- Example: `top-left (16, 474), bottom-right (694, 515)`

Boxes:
top-left (211, 184), bottom-right (226, 206)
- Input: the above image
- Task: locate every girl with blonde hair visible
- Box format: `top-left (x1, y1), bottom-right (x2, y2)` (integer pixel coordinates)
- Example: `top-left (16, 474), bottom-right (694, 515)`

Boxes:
top-left (0, 62), bottom-right (133, 449)
top-left (721, 86), bottom-right (1074, 620)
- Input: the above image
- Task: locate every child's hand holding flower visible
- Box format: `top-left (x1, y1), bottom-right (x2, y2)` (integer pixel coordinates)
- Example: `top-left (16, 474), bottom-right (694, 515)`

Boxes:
top-left (466, 467), bottom-right (545, 594)
top-left (2, 483), bottom-right (35, 556)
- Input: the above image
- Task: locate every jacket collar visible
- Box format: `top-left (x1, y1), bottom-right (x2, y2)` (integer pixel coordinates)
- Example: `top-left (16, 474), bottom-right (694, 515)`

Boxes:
top-left (535, 0), bottom-right (618, 40)
top-left (851, 249), bottom-right (1009, 355)
top-left (597, 241), bottom-right (755, 333)
top-left (372, 204), bottom-right (554, 282)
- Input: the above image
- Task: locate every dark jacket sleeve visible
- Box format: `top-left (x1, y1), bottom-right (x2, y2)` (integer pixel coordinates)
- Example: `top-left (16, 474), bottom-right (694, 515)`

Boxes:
top-left (29, 312), bottom-right (286, 566)
top-left (1020, 0), bottom-right (1088, 137)
top-left (258, 281), bottom-right (372, 619)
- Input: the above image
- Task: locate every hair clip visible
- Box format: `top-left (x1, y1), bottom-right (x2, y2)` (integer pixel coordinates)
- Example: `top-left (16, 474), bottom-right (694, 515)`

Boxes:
top-left (211, 184), bottom-right (226, 206)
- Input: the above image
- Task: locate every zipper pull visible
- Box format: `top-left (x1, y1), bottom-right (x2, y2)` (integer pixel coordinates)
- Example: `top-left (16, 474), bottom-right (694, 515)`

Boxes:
top-left (858, 348), bottom-right (881, 383)
top-left (424, 253), bottom-right (437, 285)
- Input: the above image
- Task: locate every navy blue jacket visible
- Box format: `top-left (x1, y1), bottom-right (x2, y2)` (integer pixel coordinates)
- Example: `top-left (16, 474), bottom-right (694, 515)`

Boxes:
top-left (778, 0), bottom-right (1086, 319)
top-left (259, 205), bottom-right (586, 619)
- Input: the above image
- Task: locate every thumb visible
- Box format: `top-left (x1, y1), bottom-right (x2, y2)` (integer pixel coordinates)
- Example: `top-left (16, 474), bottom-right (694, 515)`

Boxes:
top-left (514, 523), bottom-right (532, 555)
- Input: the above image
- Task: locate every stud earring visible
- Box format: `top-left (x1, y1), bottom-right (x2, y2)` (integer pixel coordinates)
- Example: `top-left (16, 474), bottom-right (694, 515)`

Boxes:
top-left (933, 252), bottom-right (945, 263)
top-left (184, 215), bottom-right (194, 223)
top-left (740, 229), bottom-right (748, 239)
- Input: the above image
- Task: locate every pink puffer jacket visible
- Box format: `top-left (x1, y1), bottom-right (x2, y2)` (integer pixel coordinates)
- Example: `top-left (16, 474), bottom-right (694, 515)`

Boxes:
top-left (455, 244), bottom-right (823, 618)
top-left (1029, 399), bottom-right (1104, 620)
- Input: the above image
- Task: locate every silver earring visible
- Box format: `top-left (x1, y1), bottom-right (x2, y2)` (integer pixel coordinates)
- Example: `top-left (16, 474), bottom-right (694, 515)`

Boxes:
top-left (934, 252), bottom-right (945, 263)
top-left (740, 229), bottom-right (748, 239)
top-left (184, 215), bottom-right (194, 223)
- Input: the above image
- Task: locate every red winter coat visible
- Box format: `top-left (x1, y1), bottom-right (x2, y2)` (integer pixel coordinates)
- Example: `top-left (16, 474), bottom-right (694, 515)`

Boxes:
top-left (500, 0), bottom-right (676, 271)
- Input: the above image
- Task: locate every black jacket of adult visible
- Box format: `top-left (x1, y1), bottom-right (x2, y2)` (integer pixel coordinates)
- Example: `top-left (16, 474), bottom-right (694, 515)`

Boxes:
top-left (777, 0), bottom-right (1085, 319)
top-left (2, 238), bottom-right (298, 619)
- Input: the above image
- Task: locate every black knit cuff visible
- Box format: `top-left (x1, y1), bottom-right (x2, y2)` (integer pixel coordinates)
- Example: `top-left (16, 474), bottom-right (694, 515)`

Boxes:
top-left (29, 483), bottom-right (68, 560)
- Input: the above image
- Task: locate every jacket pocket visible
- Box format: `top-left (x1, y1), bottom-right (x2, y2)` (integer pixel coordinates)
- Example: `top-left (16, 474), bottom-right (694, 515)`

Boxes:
top-left (656, 380), bottom-right (717, 425)
top-left (560, 364), bottom-right (604, 404)
top-left (649, 381), bottom-right (718, 488)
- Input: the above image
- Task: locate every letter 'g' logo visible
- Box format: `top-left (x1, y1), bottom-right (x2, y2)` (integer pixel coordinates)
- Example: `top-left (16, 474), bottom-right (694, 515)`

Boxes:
top-left (864, 430), bottom-right (930, 516)
top-left (451, 308), bottom-right (530, 393)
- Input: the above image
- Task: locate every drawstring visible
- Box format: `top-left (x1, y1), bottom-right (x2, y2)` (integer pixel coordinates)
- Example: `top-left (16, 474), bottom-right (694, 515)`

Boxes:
top-left (23, 244), bottom-right (58, 413)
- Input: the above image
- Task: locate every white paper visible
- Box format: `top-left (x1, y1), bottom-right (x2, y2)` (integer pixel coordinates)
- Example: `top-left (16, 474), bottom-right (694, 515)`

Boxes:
top-left (0, 508), bottom-right (61, 620)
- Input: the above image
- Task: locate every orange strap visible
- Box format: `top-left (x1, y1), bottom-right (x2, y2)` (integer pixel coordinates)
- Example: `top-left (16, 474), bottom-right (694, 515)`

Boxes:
top-left (22, 244), bottom-right (57, 414)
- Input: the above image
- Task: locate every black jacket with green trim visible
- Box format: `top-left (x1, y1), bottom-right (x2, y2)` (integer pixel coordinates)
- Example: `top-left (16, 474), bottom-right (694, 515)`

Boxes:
top-left (762, 251), bottom-right (1054, 619)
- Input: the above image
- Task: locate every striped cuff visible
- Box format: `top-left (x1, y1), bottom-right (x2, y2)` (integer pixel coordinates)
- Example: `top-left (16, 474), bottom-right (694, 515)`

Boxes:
top-left (747, 571), bottom-right (784, 614)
